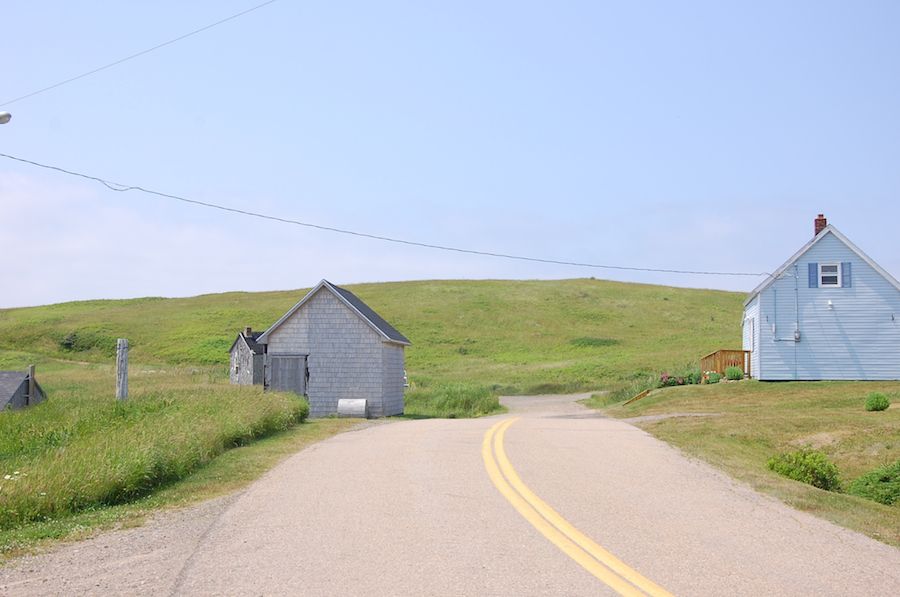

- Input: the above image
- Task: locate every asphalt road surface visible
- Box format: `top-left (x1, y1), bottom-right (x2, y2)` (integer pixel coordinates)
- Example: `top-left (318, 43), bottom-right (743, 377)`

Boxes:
top-left (3, 394), bottom-right (900, 596)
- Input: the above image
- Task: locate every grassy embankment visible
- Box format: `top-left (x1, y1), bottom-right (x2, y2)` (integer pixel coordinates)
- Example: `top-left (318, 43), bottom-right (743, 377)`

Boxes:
top-left (589, 381), bottom-right (900, 547)
top-left (0, 350), bottom-right (359, 558)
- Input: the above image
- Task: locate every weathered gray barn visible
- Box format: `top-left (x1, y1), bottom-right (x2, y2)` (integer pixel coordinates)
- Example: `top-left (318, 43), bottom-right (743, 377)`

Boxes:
top-left (230, 280), bottom-right (411, 418)
top-left (0, 369), bottom-right (47, 410)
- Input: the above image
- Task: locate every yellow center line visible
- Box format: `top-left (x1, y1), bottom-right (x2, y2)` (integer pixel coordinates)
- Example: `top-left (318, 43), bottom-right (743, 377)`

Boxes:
top-left (482, 418), bottom-right (676, 597)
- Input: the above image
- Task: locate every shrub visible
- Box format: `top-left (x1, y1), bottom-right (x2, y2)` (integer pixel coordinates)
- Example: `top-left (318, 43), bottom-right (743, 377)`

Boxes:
top-left (703, 372), bottom-right (724, 384)
top-left (766, 447), bottom-right (842, 491)
top-left (724, 366), bottom-right (744, 381)
top-left (849, 461), bottom-right (900, 506)
top-left (658, 373), bottom-right (686, 387)
top-left (864, 392), bottom-right (890, 412)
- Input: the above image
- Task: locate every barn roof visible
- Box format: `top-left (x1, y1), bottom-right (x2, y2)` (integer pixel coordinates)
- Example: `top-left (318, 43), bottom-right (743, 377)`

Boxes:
top-left (743, 224), bottom-right (900, 307)
top-left (258, 280), bottom-right (412, 346)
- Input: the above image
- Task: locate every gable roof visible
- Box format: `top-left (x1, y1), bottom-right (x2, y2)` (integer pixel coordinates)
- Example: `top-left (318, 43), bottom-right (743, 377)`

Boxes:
top-left (229, 330), bottom-right (266, 355)
top-left (0, 371), bottom-right (27, 399)
top-left (258, 280), bottom-right (412, 346)
top-left (0, 371), bottom-right (46, 406)
top-left (744, 224), bottom-right (900, 307)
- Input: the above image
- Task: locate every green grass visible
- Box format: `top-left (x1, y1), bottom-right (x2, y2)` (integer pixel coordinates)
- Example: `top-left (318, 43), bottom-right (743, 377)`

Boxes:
top-left (595, 380), bottom-right (900, 547)
top-left (0, 363), bottom-right (308, 531)
top-left (404, 383), bottom-right (504, 418)
top-left (0, 279), bottom-right (746, 394)
top-left (0, 409), bottom-right (360, 561)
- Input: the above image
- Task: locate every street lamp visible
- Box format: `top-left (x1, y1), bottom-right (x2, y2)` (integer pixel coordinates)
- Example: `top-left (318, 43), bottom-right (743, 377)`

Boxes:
top-left (0, 112), bottom-right (11, 124)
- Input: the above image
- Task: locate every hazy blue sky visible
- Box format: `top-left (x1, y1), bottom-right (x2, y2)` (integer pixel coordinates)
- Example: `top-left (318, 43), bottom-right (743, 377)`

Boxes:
top-left (2, 1), bottom-right (899, 308)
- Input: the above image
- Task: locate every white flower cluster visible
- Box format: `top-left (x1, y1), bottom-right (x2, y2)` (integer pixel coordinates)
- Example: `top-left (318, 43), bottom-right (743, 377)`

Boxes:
top-left (0, 470), bottom-right (27, 491)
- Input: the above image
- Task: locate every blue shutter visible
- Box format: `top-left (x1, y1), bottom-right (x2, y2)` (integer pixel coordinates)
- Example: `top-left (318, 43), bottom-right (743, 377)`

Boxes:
top-left (842, 262), bottom-right (851, 287)
top-left (808, 263), bottom-right (818, 288)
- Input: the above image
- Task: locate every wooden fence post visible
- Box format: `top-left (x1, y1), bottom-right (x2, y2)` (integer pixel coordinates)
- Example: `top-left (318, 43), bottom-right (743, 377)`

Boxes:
top-left (116, 339), bottom-right (129, 401)
top-left (27, 364), bottom-right (35, 407)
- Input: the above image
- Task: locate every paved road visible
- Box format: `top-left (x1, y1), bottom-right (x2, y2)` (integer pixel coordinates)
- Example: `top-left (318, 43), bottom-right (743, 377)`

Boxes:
top-left (3, 394), bottom-right (900, 595)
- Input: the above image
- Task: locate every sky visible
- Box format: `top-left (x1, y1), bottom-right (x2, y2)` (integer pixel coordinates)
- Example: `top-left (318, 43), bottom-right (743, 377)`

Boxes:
top-left (2, 1), bottom-right (899, 309)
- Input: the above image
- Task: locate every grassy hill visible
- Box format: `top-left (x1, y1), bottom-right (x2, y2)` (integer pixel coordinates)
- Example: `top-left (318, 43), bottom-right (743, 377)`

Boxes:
top-left (0, 278), bottom-right (747, 393)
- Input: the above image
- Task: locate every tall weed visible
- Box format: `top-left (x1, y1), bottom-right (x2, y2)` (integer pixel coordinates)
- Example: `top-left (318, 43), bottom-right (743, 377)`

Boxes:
top-left (404, 383), bottom-right (502, 418)
top-left (0, 383), bottom-right (307, 529)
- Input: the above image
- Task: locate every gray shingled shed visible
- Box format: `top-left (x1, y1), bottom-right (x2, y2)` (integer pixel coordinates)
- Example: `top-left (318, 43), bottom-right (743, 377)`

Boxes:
top-left (0, 369), bottom-right (47, 410)
top-left (230, 280), bottom-right (411, 418)
top-left (229, 327), bottom-right (265, 386)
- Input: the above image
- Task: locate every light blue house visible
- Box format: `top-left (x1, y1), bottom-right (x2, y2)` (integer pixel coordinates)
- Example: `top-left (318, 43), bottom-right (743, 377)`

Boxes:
top-left (742, 216), bottom-right (900, 381)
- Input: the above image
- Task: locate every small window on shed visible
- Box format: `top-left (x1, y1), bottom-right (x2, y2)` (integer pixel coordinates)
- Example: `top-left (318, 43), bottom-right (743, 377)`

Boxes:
top-left (819, 263), bottom-right (841, 287)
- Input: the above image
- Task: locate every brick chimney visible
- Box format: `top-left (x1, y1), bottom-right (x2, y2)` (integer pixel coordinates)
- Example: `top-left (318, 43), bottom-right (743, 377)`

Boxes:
top-left (244, 326), bottom-right (252, 336)
top-left (814, 214), bottom-right (827, 236)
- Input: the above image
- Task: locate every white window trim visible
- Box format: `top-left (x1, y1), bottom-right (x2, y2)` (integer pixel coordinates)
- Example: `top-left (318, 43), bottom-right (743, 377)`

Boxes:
top-left (819, 263), bottom-right (841, 287)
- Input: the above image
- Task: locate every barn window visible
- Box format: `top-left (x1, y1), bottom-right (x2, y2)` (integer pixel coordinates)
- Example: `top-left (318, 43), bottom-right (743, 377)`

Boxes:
top-left (819, 263), bottom-right (841, 286)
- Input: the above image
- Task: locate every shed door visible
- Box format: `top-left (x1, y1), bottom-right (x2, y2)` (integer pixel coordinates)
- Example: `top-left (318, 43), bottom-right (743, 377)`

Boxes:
top-left (268, 355), bottom-right (307, 397)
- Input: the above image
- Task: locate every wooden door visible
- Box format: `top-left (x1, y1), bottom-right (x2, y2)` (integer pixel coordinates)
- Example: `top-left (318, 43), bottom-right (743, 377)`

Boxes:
top-left (268, 355), bottom-right (307, 396)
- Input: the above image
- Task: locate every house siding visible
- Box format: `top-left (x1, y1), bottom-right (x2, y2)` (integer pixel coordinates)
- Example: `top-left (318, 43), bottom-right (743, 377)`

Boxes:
top-left (742, 296), bottom-right (761, 379)
top-left (267, 289), bottom-right (393, 418)
top-left (749, 233), bottom-right (900, 380)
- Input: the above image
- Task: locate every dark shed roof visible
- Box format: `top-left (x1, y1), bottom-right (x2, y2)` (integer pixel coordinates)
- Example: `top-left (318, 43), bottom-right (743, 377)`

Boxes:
top-left (243, 331), bottom-right (265, 354)
top-left (328, 282), bottom-right (411, 345)
top-left (229, 330), bottom-right (266, 355)
top-left (0, 371), bottom-right (46, 409)
top-left (0, 371), bottom-right (27, 399)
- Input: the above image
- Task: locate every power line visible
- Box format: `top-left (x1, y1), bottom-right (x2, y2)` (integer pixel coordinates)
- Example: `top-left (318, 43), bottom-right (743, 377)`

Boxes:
top-left (1, 0), bottom-right (279, 107)
top-left (0, 152), bottom-right (769, 278)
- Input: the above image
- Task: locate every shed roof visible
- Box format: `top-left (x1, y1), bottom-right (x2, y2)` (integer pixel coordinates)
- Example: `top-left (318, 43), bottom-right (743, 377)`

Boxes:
top-left (258, 280), bottom-right (411, 346)
top-left (0, 371), bottom-right (27, 399)
top-left (744, 224), bottom-right (900, 307)
top-left (229, 330), bottom-right (266, 355)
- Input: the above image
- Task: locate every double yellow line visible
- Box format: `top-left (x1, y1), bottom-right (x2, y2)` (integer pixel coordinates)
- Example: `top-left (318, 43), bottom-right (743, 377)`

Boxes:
top-left (482, 418), bottom-right (676, 597)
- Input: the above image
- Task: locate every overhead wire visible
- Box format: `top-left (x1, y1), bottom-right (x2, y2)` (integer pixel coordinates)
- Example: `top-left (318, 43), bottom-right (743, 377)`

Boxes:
top-left (0, 152), bottom-right (769, 278)
top-left (0, 0), bottom-right (279, 107)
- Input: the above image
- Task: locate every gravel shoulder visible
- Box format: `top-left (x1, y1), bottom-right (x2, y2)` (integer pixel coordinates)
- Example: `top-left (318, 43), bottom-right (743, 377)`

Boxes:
top-left (0, 497), bottom-right (231, 597)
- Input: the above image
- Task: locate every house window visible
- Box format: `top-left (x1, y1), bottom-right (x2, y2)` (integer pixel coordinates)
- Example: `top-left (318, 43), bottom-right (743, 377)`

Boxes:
top-left (808, 262), bottom-right (852, 288)
top-left (819, 263), bottom-right (841, 287)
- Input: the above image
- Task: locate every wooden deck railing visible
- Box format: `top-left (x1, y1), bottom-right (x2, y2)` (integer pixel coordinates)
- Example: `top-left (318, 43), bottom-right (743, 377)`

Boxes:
top-left (701, 350), bottom-right (751, 376)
